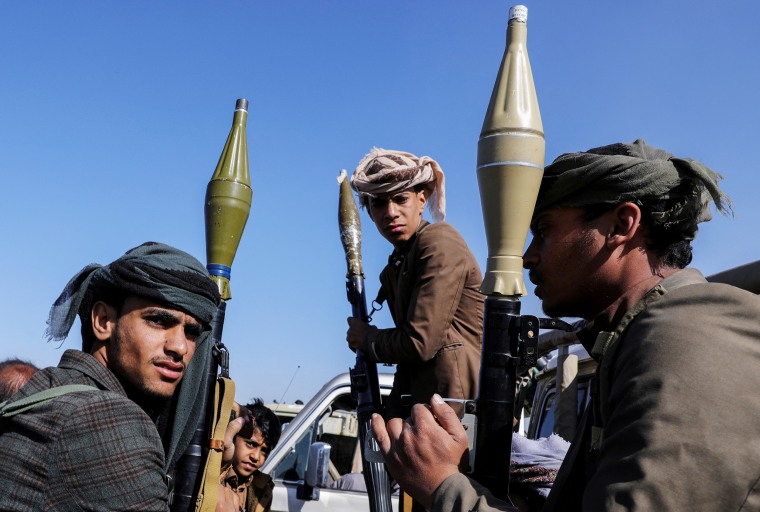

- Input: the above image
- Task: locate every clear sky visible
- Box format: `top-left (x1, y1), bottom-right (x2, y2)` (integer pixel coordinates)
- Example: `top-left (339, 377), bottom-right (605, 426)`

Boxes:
top-left (1, 1), bottom-right (758, 404)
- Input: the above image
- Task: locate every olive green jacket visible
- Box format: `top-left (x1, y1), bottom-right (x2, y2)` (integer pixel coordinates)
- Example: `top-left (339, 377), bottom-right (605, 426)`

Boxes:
top-left (430, 269), bottom-right (760, 511)
top-left (368, 221), bottom-right (484, 418)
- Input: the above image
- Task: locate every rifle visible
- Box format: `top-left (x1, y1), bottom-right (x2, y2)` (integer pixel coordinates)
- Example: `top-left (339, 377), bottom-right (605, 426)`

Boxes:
top-left (170, 98), bottom-right (252, 510)
top-left (337, 170), bottom-right (394, 512)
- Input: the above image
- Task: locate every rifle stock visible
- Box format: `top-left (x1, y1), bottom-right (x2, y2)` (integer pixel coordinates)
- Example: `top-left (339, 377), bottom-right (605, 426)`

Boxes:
top-left (338, 171), bottom-right (393, 512)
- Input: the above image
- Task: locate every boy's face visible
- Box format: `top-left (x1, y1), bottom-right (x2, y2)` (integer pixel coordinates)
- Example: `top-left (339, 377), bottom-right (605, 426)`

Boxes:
top-left (368, 189), bottom-right (427, 249)
top-left (232, 428), bottom-right (269, 479)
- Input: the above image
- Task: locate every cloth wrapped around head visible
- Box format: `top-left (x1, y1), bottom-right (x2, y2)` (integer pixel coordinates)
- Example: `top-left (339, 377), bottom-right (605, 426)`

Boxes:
top-left (45, 241), bottom-right (221, 350)
top-left (534, 139), bottom-right (731, 241)
top-left (45, 241), bottom-right (222, 473)
top-left (350, 147), bottom-right (446, 222)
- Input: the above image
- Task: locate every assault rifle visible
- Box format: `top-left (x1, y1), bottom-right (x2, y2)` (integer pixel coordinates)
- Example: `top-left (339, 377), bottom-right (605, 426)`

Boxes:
top-left (337, 170), bottom-right (393, 512)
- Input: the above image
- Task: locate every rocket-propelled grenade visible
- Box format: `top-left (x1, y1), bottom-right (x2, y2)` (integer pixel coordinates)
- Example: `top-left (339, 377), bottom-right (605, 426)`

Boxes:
top-left (337, 171), bottom-right (393, 512)
top-left (477, 4), bottom-right (544, 298)
top-left (205, 98), bottom-right (253, 301)
top-left (171, 99), bottom-right (252, 511)
top-left (474, 6), bottom-right (544, 501)
top-left (338, 170), bottom-right (364, 280)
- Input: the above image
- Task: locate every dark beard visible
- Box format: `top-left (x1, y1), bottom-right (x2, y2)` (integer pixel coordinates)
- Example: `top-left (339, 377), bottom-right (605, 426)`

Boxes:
top-left (110, 327), bottom-right (174, 420)
top-left (120, 379), bottom-right (173, 420)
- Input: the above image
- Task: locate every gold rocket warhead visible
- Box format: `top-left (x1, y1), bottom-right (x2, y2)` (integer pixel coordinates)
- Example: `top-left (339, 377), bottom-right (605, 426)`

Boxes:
top-left (337, 170), bottom-right (363, 279)
top-left (477, 5), bottom-right (544, 297)
top-left (205, 98), bottom-right (253, 300)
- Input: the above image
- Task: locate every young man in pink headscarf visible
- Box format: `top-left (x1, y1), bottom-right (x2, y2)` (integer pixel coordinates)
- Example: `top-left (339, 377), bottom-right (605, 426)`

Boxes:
top-left (346, 148), bottom-right (484, 419)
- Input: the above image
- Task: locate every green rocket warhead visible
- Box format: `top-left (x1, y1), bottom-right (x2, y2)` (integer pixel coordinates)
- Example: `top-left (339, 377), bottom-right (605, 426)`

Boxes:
top-left (477, 5), bottom-right (544, 297)
top-left (338, 170), bottom-right (363, 279)
top-left (205, 98), bottom-right (253, 300)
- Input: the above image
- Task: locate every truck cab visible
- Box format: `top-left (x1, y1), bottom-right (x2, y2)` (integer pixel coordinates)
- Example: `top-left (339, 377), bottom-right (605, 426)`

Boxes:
top-left (260, 373), bottom-right (398, 512)
top-left (526, 343), bottom-right (595, 442)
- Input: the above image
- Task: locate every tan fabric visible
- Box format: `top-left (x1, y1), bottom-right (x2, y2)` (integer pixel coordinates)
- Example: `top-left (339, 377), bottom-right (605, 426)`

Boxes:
top-left (220, 464), bottom-right (252, 508)
top-left (245, 472), bottom-right (274, 512)
top-left (367, 222), bottom-right (483, 418)
top-left (219, 466), bottom-right (274, 512)
top-left (350, 147), bottom-right (446, 222)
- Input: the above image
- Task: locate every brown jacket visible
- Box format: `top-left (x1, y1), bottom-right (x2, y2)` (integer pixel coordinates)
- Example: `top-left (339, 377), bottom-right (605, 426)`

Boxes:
top-left (367, 221), bottom-right (484, 418)
top-left (220, 465), bottom-right (274, 512)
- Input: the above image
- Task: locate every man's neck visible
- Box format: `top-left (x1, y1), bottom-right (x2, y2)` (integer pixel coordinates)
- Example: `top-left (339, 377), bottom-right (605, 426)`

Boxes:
top-left (590, 267), bottom-right (679, 334)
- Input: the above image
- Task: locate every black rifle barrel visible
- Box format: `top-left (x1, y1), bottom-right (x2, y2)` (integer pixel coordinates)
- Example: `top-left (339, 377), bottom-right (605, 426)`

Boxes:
top-left (347, 275), bottom-right (393, 512)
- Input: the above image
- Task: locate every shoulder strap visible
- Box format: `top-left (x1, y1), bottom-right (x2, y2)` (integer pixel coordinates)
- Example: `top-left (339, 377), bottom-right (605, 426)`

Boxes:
top-left (195, 376), bottom-right (236, 512)
top-left (589, 285), bottom-right (666, 450)
top-left (0, 384), bottom-right (99, 419)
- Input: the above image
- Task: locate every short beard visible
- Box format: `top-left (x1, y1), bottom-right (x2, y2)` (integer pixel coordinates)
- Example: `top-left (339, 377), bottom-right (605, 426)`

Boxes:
top-left (110, 326), bottom-right (174, 414)
top-left (540, 227), bottom-right (601, 320)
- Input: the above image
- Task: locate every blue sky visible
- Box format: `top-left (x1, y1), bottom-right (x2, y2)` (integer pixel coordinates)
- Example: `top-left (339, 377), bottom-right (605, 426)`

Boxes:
top-left (1, 1), bottom-right (758, 404)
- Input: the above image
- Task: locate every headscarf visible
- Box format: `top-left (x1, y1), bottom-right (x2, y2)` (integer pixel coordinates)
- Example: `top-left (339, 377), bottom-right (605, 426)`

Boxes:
top-left (45, 241), bottom-right (221, 473)
top-left (46, 241), bottom-right (220, 348)
top-left (350, 147), bottom-right (446, 222)
top-left (534, 139), bottom-right (731, 240)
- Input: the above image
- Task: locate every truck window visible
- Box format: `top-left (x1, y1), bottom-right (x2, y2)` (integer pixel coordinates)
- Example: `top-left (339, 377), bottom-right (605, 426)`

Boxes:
top-left (536, 381), bottom-right (590, 440)
top-left (269, 392), bottom-right (362, 487)
top-left (269, 419), bottom-right (315, 482)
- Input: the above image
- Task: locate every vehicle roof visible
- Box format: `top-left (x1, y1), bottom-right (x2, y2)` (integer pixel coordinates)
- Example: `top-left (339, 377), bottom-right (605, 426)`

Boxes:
top-left (266, 372), bottom-right (395, 419)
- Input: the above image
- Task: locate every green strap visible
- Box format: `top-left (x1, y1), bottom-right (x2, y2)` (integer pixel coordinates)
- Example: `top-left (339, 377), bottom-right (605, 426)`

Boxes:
top-left (0, 384), bottom-right (99, 418)
top-left (589, 285), bottom-right (667, 447)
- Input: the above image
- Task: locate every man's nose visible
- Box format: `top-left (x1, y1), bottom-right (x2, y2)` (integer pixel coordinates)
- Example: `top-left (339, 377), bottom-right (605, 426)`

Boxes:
top-left (165, 327), bottom-right (190, 358)
top-left (523, 239), bottom-right (538, 269)
top-left (383, 202), bottom-right (398, 219)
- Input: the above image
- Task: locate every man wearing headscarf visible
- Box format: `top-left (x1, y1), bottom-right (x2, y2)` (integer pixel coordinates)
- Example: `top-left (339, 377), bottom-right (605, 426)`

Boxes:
top-left (347, 148), bottom-right (484, 419)
top-left (370, 140), bottom-right (760, 511)
top-left (0, 242), bottom-right (225, 510)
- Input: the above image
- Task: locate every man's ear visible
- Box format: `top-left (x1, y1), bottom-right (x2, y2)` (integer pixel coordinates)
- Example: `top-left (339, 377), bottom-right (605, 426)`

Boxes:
top-left (91, 301), bottom-right (117, 343)
top-left (417, 189), bottom-right (427, 210)
top-left (605, 202), bottom-right (643, 249)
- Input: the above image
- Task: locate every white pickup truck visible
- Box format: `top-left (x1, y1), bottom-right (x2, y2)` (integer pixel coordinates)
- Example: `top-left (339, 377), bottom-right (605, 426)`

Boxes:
top-left (260, 373), bottom-right (398, 512)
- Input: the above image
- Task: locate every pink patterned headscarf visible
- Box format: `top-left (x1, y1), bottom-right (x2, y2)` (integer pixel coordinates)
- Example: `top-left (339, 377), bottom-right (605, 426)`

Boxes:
top-left (350, 147), bottom-right (446, 222)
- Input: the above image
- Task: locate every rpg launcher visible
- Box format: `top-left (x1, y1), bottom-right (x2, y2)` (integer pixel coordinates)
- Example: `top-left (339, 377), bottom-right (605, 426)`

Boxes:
top-left (337, 170), bottom-right (393, 512)
top-left (171, 98), bottom-right (252, 511)
top-left (474, 6), bottom-right (570, 501)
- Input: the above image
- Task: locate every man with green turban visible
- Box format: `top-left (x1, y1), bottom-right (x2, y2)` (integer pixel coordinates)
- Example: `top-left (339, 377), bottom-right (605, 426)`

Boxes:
top-left (370, 140), bottom-right (760, 512)
top-left (0, 242), bottom-right (224, 510)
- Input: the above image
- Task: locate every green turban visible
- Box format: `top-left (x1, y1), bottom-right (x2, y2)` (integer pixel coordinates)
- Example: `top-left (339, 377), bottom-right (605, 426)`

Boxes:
top-left (534, 139), bottom-right (731, 241)
top-left (45, 241), bottom-right (222, 473)
top-left (46, 241), bottom-right (220, 347)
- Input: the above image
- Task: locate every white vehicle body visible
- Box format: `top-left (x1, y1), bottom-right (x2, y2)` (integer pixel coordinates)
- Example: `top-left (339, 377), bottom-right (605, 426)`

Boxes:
top-left (261, 372), bottom-right (398, 512)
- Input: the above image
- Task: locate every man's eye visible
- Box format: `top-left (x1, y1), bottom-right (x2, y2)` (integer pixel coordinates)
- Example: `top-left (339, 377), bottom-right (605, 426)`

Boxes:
top-left (147, 315), bottom-right (169, 326)
top-left (184, 326), bottom-right (202, 343)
